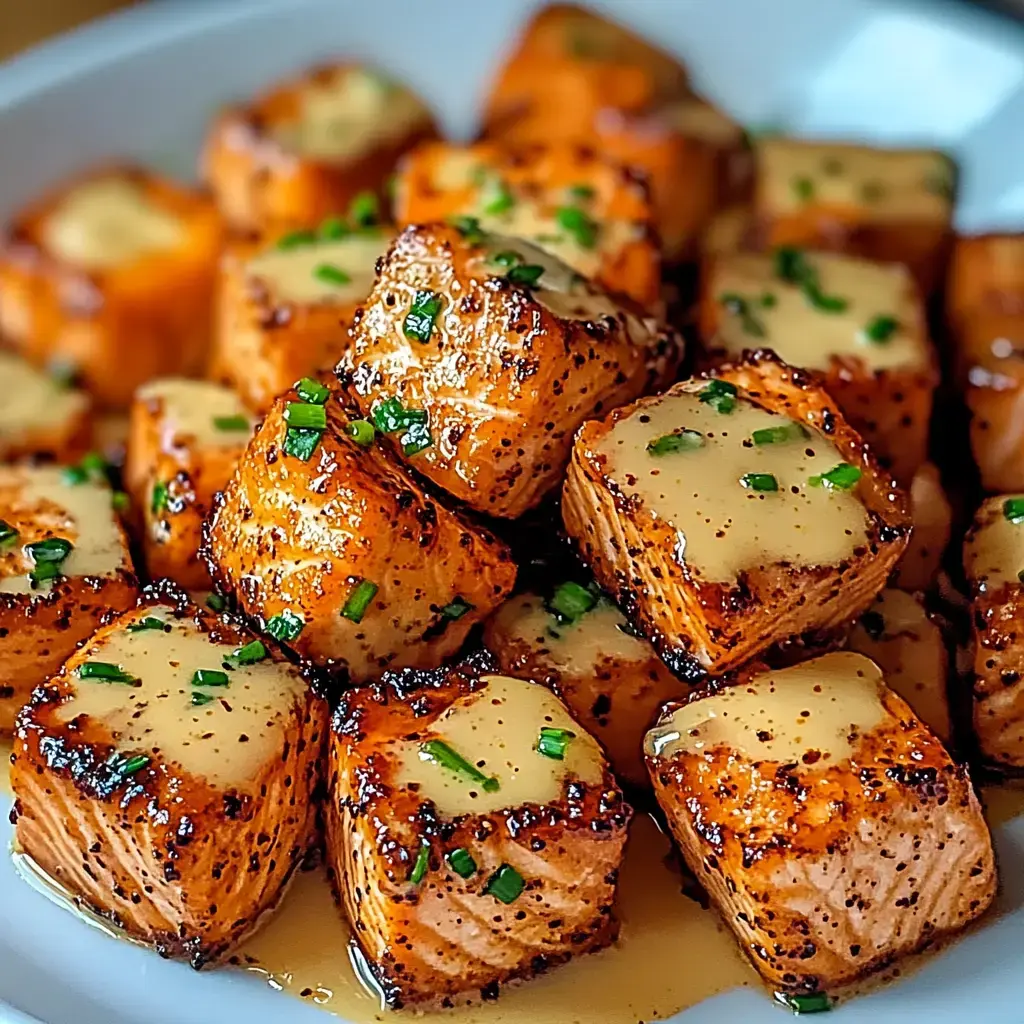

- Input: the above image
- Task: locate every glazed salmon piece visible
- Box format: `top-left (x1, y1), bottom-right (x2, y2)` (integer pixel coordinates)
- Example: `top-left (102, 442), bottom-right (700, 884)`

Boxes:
top-left (340, 222), bottom-right (681, 519)
top-left (562, 352), bottom-right (910, 679)
top-left (0, 465), bottom-right (138, 733)
top-left (10, 595), bottom-right (326, 966)
top-left (0, 166), bottom-right (222, 410)
top-left (204, 380), bottom-right (516, 683)
top-left (893, 462), bottom-right (951, 592)
top-left (645, 651), bottom-right (996, 1008)
top-left (327, 656), bottom-right (630, 1007)
top-left (947, 232), bottom-right (1024, 332)
top-left (484, 589), bottom-right (686, 788)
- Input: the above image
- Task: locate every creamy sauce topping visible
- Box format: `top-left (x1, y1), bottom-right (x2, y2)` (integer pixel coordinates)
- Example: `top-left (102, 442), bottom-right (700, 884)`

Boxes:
top-left (273, 68), bottom-right (430, 163)
top-left (848, 589), bottom-right (950, 741)
top-left (595, 385), bottom-right (870, 582)
top-left (42, 177), bottom-right (184, 269)
top-left (759, 139), bottom-right (951, 223)
top-left (964, 495), bottom-right (1024, 591)
top-left (136, 378), bottom-right (255, 449)
top-left (395, 674), bottom-right (603, 817)
top-left (0, 352), bottom-right (89, 444)
top-left (713, 251), bottom-right (923, 372)
top-left (56, 606), bottom-right (306, 788)
top-left (246, 231), bottom-right (391, 305)
top-left (0, 467), bottom-right (125, 595)
top-left (491, 593), bottom-right (652, 671)
top-left (645, 651), bottom-right (886, 764)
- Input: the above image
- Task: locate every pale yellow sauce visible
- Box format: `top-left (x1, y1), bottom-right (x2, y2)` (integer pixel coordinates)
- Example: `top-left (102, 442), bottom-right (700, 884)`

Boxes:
top-left (848, 589), bottom-right (951, 742)
top-left (0, 466), bottom-right (126, 595)
top-left (57, 606), bottom-right (306, 788)
top-left (712, 251), bottom-right (924, 372)
top-left (246, 231), bottom-right (391, 305)
top-left (42, 177), bottom-right (184, 269)
top-left (964, 494), bottom-right (1024, 591)
top-left (396, 674), bottom-right (603, 817)
top-left (0, 353), bottom-right (89, 446)
top-left (136, 378), bottom-right (255, 449)
top-left (595, 385), bottom-right (870, 582)
top-left (646, 651), bottom-right (885, 763)
top-left (274, 68), bottom-right (430, 163)
top-left (759, 139), bottom-right (951, 223)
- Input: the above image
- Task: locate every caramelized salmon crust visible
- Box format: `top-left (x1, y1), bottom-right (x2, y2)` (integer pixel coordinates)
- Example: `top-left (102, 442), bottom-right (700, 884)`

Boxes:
top-left (10, 588), bottom-right (327, 967)
top-left (203, 381), bottom-right (516, 683)
top-left (327, 653), bottom-right (631, 1008)
top-left (339, 221), bottom-right (682, 519)
top-left (645, 653), bottom-right (996, 999)
top-left (561, 351), bottom-right (911, 679)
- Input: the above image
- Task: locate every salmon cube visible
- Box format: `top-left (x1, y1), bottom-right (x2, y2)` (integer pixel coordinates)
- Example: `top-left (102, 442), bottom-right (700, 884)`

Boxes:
top-left (340, 222), bottom-right (681, 519)
top-left (11, 596), bottom-right (326, 964)
top-left (699, 248), bottom-right (938, 483)
top-left (204, 380), bottom-right (516, 683)
top-left (848, 588), bottom-right (951, 742)
top-left (0, 350), bottom-right (92, 464)
top-left (562, 353), bottom-right (911, 678)
top-left (947, 232), bottom-right (1024, 331)
top-left (0, 465), bottom-right (138, 733)
top-left (753, 139), bottom-right (955, 293)
top-left (203, 63), bottom-right (436, 235)
top-left (645, 651), bottom-right (996, 1004)
top-left (892, 462), bottom-right (951, 591)
top-left (0, 167), bottom-right (222, 409)
top-left (393, 140), bottom-right (661, 308)
top-left (327, 658), bottom-right (630, 1006)
top-left (484, 589), bottom-right (686, 788)
top-left (964, 495), bottom-right (1024, 767)
top-left (124, 379), bottom-right (256, 589)
top-left (211, 227), bottom-right (393, 414)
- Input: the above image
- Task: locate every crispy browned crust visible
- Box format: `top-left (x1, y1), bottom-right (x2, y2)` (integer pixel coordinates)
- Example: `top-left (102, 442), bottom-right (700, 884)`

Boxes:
top-left (0, 166), bottom-right (221, 410)
top-left (203, 381), bottom-right (516, 683)
top-left (201, 63), bottom-right (437, 235)
top-left (947, 232), bottom-right (1024, 330)
top-left (339, 222), bottom-right (682, 518)
top-left (646, 678), bottom-right (996, 997)
top-left (893, 462), bottom-right (951, 592)
top-left (326, 654), bottom-right (631, 1007)
top-left (209, 239), bottom-right (362, 414)
top-left (10, 593), bottom-right (326, 966)
top-left (561, 351), bottom-right (912, 678)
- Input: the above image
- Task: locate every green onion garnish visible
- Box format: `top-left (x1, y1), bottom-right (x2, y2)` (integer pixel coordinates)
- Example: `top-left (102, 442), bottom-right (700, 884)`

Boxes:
top-left (213, 415), bottom-right (249, 432)
top-left (740, 473), bottom-right (778, 492)
top-left (113, 754), bottom-right (151, 777)
top-left (752, 423), bottom-right (809, 446)
top-left (568, 183), bottom-right (595, 201)
top-left (127, 617), bottom-right (169, 633)
top-left (403, 290), bottom-right (444, 343)
top-left (773, 247), bottom-right (847, 313)
top-left (761, 292), bottom-right (777, 308)
top-left (370, 399), bottom-right (432, 454)
top-left (191, 692), bottom-right (216, 707)
top-left (349, 191), bottom-right (379, 227)
top-left (719, 292), bottom-right (766, 337)
top-left (265, 609), bottom-right (304, 642)
top-left (192, 668), bottom-right (230, 688)
top-left (809, 464), bottom-right (862, 490)
top-left (283, 427), bottom-right (322, 462)
top-left (401, 419), bottom-right (433, 456)
top-left (341, 578), bottom-right (378, 623)
top-left (446, 848), bottom-right (477, 879)
top-left (484, 864), bottom-right (524, 904)
top-left (313, 263), bottom-right (352, 286)
top-left (420, 739), bottom-right (500, 792)
top-left (862, 315), bottom-right (899, 344)
top-left (111, 491), bottom-right (130, 513)
top-left (646, 430), bottom-right (705, 455)
top-left (506, 263), bottom-right (544, 288)
top-left (151, 481), bottom-right (169, 515)
top-left (548, 581), bottom-right (598, 623)
top-left (277, 229), bottom-right (316, 250)
top-left (698, 379), bottom-right (738, 414)
top-left (346, 419), bottom-right (376, 446)
top-left (774, 991), bottom-right (832, 1014)
top-left (1004, 498), bottom-right (1024, 524)
top-left (536, 727), bottom-right (575, 761)
top-left (480, 178), bottom-right (515, 216)
top-left (284, 401), bottom-right (327, 431)
top-left (294, 377), bottom-right (330, 405)
top-left (206, 593), bottom-right (227, 612)
top-left (77, 661), bottom-right (136, 684)
top-left (449, 214), bottom-right (485, 245)
top-left (409, 843), bottom-right (430, 885)
top-left (226, 640), bottom-right (268, 667)
top-left (318, 216), bottom-right (348, 240)
top-left (1017, 570), bottom-right (1024, 584)
top-left (793, 176), bottom-right (815, 201)
top-left (491, 250), bottom-right (522, 269)
top-left (26, 538), bottom-right (73, 576)
top-left (0, 520), bottom-right (18, 548)
top-left (441, 597), bottom-right (472, 620)
top-left (555, 205), bottom-right (599, 248)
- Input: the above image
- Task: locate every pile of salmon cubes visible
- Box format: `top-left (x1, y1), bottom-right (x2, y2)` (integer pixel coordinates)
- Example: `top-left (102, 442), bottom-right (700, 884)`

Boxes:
top-left (1, 2), bottom-right (1019, 1015)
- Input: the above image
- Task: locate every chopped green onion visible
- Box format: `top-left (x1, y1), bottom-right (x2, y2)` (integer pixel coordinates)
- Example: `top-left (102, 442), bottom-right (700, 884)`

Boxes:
top-left (313, 263), bottom-right (352, 286)
top-left (536, 727), bottom-right (575, 760)
top-left (349, 191), bottom-right (379, 226)
top-left (1004, 498), bottom-right (1024, 524)
top-left (507, 263), bottom-right (544, 288)
top-left (191, 691), bottom-right (216, 707)
top-left (924, 159), bottom-right (955, 200)
top-left (111, 491), bottom-right (130, 514)
top-left (806, 288), bottom-right (848, 313)
top-left (441, 597), bottom-right (472, 620)
top-left (449, 215), bottom-right (485, 245)
top-left (792, 176), bottom-right (815, 201)
top-left (773, 247), bottom-right (847, 313)
top-left (420, 739), bottom-right (500, 792)
top-left (113, 754), bottom-right (151, 777)
top-left (192, 668), bottom-right (230, 688)
top-left (400, 419), bottom-right (433, 456)
top-left (491, 250), bottom-right (522, 269)
top-left (1018, 570), bottom-right (1024, 584)
top-left (0, 520), bottom-right (17, 548)
top-left (719, 292), bottom-right (766, 337)
top-left (151, 481), bottom-right (169, 515)
top-left (446, 848), bottom-right (477, 879)
top-left (77, 661), bottom-right (136, 684)
top-left (341, 579), bottom-right (378, 623)
top-left (555, 205), bottom-right (599, 248)
top-left (206, 593), bottom-right (227, 612)
top-left (318, 216), bottom-right (349, 240)
top-left (740, 473), bottom-right (779, 492)
top-left (283, 427), bottom-right (322, 462)
top-left (284, 402), bottom-right (327, 431)
top-left (48, 359), bottom-right (78, 389)
top-left (480, 177), bottom-right (515, 216)
top-left (761, 292), bottom-right (777, 308)
top-left (646, 430), bottom-right (705, 455)
top-left (26, 537), bottom-right (73, 567)
top-left (409, 843), bottom-right (430, 885)
top-left (568, 183), bottom-right (595, 201)
top-left (277, 229), bottom-right (316, 250)
top-left (226, 640), bottom-right (268, 667)
top-left (127, 617), bottom-right (169, 633)
top-left (294, 377), bottom-right (330, 405)
top-left (63, 453), bottom-right (110, 486)
top-left (752, 424), bottom-right (809, 446)
top-left (774, 991), bottom-right (832, 1014)
top-left (370, 399), bottom-right (429, 445)
top-left (548, 581), bottom-right (598, 623)
top-left (809, 463), bottom-right (862, 491)
top-left (265, 609), bottom-right (304, 642)
top-left (698, 379), bottom-right (738, 414)
top-left (61, 466), bottom-right (89, 486)
top-left (862, 315), bottom-right (899, 344)
top-left (484, 864), bottom-right (524, 904)
top-left (213, 414), bottom-right (249, 432)
top-left (346, 419), bottom-right (376, 446)
top-left (403, 290), bottom-right (444, 343)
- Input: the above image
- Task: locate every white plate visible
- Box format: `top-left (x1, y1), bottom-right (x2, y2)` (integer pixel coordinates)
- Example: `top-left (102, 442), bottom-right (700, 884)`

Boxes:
top-left (3, 1), bottom-right (1024, 1021)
